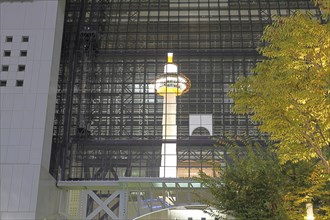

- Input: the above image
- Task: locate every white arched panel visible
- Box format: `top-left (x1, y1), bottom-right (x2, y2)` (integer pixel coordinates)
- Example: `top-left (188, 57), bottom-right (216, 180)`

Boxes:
top-left (189, 114), bottom-right (213, 136)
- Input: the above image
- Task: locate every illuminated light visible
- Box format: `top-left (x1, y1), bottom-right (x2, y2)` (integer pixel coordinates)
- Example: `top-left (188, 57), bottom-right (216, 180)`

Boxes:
top-left (164, 64), bottom-right (178, 73)
top-left (155, 75), bottom-right (191, 96)
top-left (148, 83), bottom-right (155, 93)
top-left (154, 53), bottom-right (191, 178)
top-left (155, 76), bottom-right (188, 84)
top-left (167, 52), bottom-right (173, 63)
top-left (156, 87), bottom-right (183, 96)
top-left (306, 203), bottom-right (314, 220)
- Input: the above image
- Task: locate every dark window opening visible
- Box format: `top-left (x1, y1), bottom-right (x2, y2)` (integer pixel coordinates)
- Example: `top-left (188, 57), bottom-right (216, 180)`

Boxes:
top-left (6, 36), bottom-right (13, 42)
top-left (18, 65), bottom-right (25, 71)
top-left (16, 80), bottom-right (24, 87)
top-left (22, 36), bottom-right (29, 42)
top-left (0, 80), bottom-right (7, 87)
top-left (20, 50), bottom-right (27, 57)
top-left (2, 65), bottom-right (9, 71)
top-left (3, 50), bottom-right (11, 56)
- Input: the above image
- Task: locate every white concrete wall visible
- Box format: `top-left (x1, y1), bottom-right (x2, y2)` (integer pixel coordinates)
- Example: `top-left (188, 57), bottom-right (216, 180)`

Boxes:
top-left (0, 0), bottom-right (66, 219)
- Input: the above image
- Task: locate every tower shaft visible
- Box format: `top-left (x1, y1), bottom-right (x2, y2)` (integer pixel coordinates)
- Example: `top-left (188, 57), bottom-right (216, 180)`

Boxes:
top-left (160, 93), bottom-right (177, 177)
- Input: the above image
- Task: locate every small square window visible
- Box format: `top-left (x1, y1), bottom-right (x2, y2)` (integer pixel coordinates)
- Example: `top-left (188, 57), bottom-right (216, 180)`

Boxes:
top-left (6, 36), bottom-right (13, 42)
top-left (0, 80), bottom-right (7, 87)
top-left (3, 50), bottom-right (11, 56)
top-left (20, 50), bottom-right (27, 57)
top-left (2, 65), bottom-right (9, 71)
top-left (16, 80), bottom-right (24, 87)
top-left (18, 65), bottom-right (25, 71)
top-left (22, 36), bottom-right (29, 42)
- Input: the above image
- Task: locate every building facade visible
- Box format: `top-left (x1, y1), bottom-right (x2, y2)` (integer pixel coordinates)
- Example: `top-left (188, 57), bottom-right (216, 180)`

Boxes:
top-left (0, 0), bottom-right (322, 219)
top-left (0, 0), bottom-right (66, 219)
top-left (51, 0), bottom-right (322, 182)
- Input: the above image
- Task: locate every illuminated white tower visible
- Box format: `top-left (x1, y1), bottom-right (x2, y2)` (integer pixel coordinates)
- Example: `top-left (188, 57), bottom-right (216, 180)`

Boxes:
top-left (155, 53), bottom-right (191, 177)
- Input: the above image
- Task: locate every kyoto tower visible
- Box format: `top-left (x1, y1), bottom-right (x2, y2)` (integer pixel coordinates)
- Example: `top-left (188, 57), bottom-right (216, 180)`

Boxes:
top-left (155, 53), bottom-right (191, 177)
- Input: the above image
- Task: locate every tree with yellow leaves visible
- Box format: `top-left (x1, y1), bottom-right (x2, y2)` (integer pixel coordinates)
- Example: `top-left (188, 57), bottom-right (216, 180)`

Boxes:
top-left (314, 0), bottom-right (330, 14)
top-left (229, 12), bottom-right (330, 173)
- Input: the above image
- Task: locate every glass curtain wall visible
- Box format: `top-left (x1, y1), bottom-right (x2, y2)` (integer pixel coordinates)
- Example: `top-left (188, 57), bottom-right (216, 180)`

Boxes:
top-left (50, 0), bottom-right (321, 180)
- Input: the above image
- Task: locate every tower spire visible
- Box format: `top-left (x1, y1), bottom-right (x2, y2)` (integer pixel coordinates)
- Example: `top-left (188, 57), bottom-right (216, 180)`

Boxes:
top-left (167, 52), bottom-right (173, 63)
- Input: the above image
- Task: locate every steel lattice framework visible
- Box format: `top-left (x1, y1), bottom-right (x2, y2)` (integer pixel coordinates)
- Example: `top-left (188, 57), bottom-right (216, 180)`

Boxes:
top-left (49, 1), bottom-right (322, 219)
top-left (50, 0), bottom-right (321, 182)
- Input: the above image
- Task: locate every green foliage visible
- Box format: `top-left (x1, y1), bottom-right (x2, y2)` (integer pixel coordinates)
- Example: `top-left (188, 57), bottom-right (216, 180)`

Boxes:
top-left (228, 12), bottom-right (330, 172)
top-left (313, 0), bottom-right (330, 14)
top-left (195, 139), bottom-right (330, 220)
top-left (282, 161), bottom-right (330, 219)
top-left (195, 139), bottom-right (288, 220)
